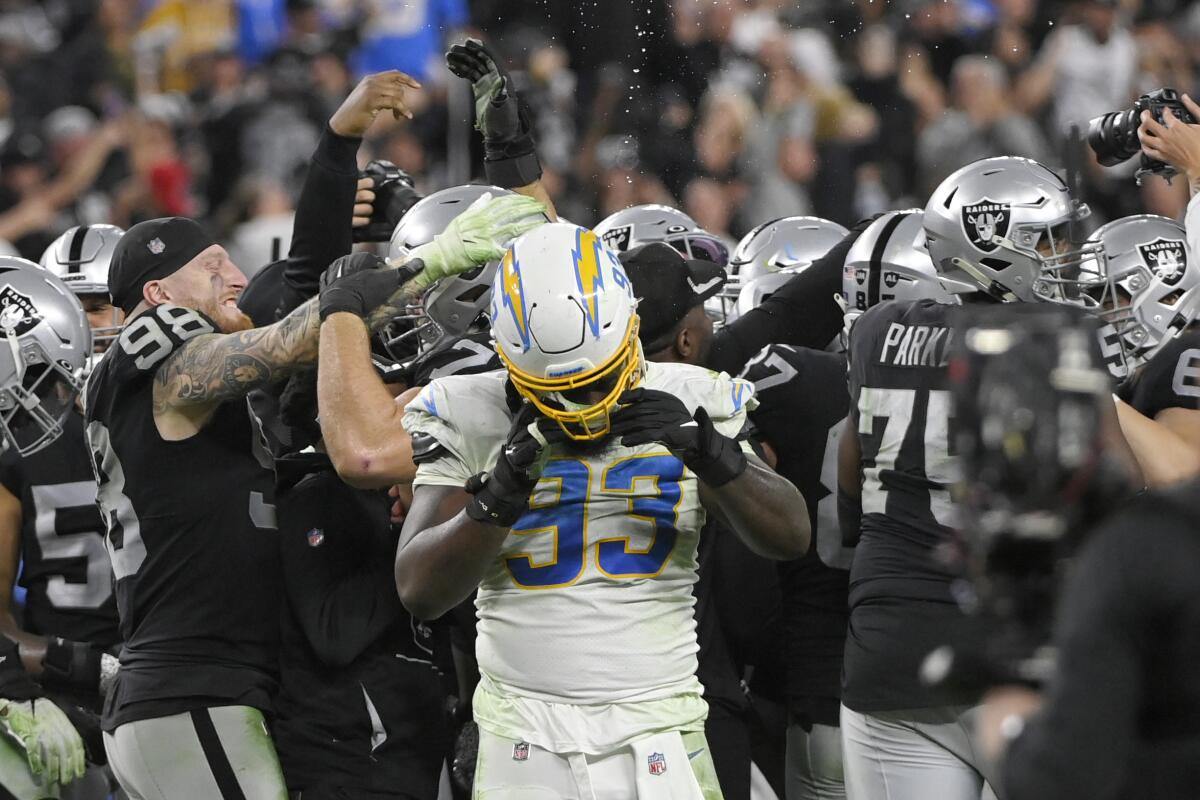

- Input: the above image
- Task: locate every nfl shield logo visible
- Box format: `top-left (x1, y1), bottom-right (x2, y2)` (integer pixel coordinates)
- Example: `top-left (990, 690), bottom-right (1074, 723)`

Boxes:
top-left (960, 199), bottom-right (1010, 252)
top-left (647, 752), bottom-right (667, 776)
top-left (1137, 237), bottom-right (1187, 286)
top-left (512, 742), bottom-right (530, 761)
top-left (306, 528), bottom-right (324, 547)
top-left (147, 237), bottom-right (166, 255)
top-left (0, 287), bottom-right (41, 336)
top-left (601, 224), bottom-right (633, 252)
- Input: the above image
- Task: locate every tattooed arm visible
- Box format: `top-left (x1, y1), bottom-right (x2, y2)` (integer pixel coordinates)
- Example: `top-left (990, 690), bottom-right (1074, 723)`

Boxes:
top-left (152, 277), bottom-right (422, 440)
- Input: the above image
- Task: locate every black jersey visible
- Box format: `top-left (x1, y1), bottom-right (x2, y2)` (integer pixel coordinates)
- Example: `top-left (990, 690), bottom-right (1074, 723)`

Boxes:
top-left (0, 411), bottom-right (120, 648)
top-left (842, 299), bottom-right (974, 712)
top-left (274, 453), bottom-right (448, 797)
top-left (84, 304), bottom-right (281, 730)
top-left (1118, 330), bottom-right (1200, 419)
top-left (740, 344), bottom-right (851, 726)
top-left (412, 331), bottom-right (501, 386)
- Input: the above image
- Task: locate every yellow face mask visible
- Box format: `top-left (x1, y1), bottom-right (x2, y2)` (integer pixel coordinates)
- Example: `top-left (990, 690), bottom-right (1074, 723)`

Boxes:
top-left (497, 315), bottom-right (643, 441)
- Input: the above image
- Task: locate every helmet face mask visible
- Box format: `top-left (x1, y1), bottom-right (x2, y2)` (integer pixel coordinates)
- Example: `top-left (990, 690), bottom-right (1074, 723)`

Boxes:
top-left (383, 185), bottom-right (528, 371)
top-left (0, 259), bottom-right (90, 456)
top-left (491, 224), bottom-right (642, 442)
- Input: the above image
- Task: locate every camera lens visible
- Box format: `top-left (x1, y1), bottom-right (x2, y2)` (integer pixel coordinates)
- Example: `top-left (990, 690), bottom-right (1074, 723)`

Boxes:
top-left (1086, 108), bottom-right (1143, 167)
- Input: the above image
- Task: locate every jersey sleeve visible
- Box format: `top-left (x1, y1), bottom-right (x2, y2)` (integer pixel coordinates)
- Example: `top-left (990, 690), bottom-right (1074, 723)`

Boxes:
top-left (107, 304), bottom-right (218, 385)
top-left (1119, 333), bottom-right (1200, 418)
top-left (402, 375), bottom-right (508, 488)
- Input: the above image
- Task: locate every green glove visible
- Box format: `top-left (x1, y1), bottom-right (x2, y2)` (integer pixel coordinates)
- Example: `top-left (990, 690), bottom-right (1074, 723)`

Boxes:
top-left (408, 192), bottom-right (546, 289)
top-left (0, 698), bottom-right (86, 786)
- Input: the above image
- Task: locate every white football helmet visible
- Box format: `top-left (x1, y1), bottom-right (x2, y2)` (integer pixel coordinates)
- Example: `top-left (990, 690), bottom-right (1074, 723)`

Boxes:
top-left (924, 157), bottom-right (1097, 304)
top-left (0, 258), bottom-right (91, 455)
top-left (842, 210), bottom-right (965, 340)
top-left (593, 204), bottom-right (730, 265)
top-left (726, 216), bottom-right (849, 323)
top-left (1077, 215), bottom-right (1200, 378)
top-left (384, 185), bottom-right (519, 367)
top-left (491, 223), bottom-right (641, 441)
top-left (39, 224), bottom-right (125, 349)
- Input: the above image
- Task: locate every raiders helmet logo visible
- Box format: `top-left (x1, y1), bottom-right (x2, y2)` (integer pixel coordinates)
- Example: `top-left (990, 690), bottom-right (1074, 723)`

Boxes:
top-left (883, 271), bottom-right (900, 288)
top-left (961, 199), bottom-right (1010, 253)
top-left (0, 287), bottom-right (42, 337)
top-left (601, 225), bottom-right (632, 252)
top-left (1137, 237), bottom-right (1187, 286)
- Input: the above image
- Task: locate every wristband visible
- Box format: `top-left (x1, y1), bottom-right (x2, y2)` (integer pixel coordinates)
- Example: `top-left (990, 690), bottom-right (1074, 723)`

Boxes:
top-left (484, 152), bottom-right (543, 191)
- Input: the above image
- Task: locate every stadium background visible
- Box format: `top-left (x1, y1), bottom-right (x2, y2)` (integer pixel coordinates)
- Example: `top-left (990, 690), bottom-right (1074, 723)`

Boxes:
top-left (0, 0), bottom-right (1195, 278)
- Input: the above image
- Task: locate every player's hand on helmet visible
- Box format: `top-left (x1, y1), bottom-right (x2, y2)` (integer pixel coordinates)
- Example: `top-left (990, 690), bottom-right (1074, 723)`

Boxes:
top-left (408, 192), bottom-right (545, 289)
top-left (612, 389), bottom-right (747, 487)
top-left (318, 253), bottom-right (400, 320)
top-left (464, 403), bottom-right (545, 527)
top-left (0, 698), bottom-right (87, 786)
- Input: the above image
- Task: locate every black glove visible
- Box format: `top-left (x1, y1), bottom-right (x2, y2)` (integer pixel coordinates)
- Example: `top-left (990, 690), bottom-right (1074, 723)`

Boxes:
top-left (611, 389), bottom-right (748, 487)
top-left (445, 39), bottom-right (541, 188)
top-left (0, 637), bottom-right (38, 701)
top-left (58, 702), bottom-right (105, 765)
top-left (464, 404), bottom-right (544, 527)
top-left (40, 638), bottom-right (102, 698)
top-left (318, 253), bottom-right (405, 320)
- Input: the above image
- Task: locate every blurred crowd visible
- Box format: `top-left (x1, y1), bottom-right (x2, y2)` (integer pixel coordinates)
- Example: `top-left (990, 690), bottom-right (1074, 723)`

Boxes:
top-left (0, 0), bottom-right (1197, 273)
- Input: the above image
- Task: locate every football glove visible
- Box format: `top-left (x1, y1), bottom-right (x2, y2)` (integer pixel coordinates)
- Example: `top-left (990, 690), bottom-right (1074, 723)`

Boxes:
top-left (41, 638), bottom-right (119, 700)
top-left (0, 698), bottom-right (87, 786)
top-left (408, 192), bottom-right (545, 289)
top-left (465, 404), bottom-right (546, 527)
top-left (318, 253), bottom-right (400, 320)
top-left (611, 388), bottom-right (748, 487)
top-left (445, 39), bottom-right (541, 188)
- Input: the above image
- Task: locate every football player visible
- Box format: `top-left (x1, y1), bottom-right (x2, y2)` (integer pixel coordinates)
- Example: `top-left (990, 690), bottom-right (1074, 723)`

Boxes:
top-left (729, 214), bottom-right (906, 800)
top-left (838, 157), bottom-right (1096, 800)
top-left (0, 230), bottom-right (124, 709)
top-left (1076, 215), bottom-right (1200, 485)
top-left (317, 222), bottom-right (810, 798)
top-left (83, 193), bottom-right (543, 798)
top-left (0, 261), bottom-right (96, 796)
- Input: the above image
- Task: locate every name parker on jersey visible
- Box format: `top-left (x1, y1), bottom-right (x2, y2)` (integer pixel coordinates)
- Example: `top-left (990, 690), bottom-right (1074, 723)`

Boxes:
top-left (878, 322), bottom-right (953, 367)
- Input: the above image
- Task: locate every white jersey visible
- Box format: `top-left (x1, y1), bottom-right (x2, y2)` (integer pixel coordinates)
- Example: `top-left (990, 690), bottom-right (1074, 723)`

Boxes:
top-left (404, 361), bottom-right (755, 753)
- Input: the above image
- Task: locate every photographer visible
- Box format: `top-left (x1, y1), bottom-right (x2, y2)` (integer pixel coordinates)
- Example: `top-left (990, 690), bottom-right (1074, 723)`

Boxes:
top-left (952, 308), bottom-right (1200, 799)
top-left (1138, 92), bottom-right (1200, 248)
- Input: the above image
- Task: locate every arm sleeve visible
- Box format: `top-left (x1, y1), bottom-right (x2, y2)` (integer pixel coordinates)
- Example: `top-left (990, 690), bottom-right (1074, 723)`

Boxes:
top-left (279, 480), bottom-right (402, 669)
top-left (708, 219), bottom-right (869, 376)
top-left (1001, 514), bottom-right (1153, 800)
top-left (274, 126), bottom-right (362, 319)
